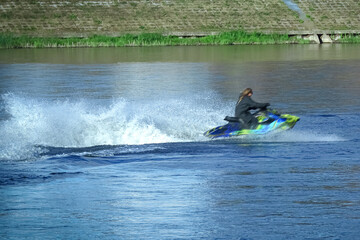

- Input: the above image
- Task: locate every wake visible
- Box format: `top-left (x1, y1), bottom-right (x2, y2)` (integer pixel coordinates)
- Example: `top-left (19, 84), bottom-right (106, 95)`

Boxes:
top-left (0, 92), bottom-right (228, 160)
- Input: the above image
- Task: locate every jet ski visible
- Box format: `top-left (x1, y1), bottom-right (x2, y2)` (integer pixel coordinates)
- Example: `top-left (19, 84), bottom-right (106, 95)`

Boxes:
top-left (204, 109), bottom-right (299, 139)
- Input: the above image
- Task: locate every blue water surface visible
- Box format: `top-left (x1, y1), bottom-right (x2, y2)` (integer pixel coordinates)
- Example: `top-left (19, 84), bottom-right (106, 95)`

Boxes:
top-left (0, 45), bottom-right (360, 239)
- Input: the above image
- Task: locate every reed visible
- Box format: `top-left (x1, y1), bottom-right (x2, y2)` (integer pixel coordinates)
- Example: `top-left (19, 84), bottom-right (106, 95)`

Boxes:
top-left (0, 31), bottom-right (307, 48)
top-left (338, 34), bottom-right (360, 43)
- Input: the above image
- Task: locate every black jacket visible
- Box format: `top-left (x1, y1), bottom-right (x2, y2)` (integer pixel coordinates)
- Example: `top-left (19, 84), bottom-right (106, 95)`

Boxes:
top-left (235, 96), bottom-right (269, 119)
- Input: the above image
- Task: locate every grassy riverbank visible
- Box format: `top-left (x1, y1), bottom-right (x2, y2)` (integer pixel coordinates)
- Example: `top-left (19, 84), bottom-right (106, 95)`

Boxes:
top-left (0, 31), bottom-right (311, 48)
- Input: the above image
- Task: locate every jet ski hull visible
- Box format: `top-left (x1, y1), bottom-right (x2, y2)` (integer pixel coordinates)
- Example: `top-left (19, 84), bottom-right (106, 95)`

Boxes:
top-left (204, 109), bottom-right (299, 139)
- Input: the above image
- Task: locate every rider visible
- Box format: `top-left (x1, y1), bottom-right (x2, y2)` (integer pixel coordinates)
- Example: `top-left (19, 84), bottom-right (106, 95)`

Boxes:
top-left (235, 88), bottom-right (270, 129)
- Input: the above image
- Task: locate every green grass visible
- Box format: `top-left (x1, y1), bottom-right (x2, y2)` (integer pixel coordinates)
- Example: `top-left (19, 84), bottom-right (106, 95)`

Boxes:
top-left (0, 31), bottom-right (310, 49)
top-left (338, 34), bottom-right (360, 43)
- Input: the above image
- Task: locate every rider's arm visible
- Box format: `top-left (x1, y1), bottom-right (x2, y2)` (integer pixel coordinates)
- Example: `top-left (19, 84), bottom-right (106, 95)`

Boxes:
top-left (248, 97), bottom-right (270, 109)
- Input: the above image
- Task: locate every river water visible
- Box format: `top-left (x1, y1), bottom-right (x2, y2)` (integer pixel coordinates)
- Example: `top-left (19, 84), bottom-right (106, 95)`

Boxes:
top-left (1, 45), bottom-right (360, 239)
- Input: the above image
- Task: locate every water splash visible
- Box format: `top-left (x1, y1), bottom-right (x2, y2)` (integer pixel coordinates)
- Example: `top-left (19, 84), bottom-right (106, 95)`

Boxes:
top-left (0, 93), bottom-right (229, 160)
top-left (259, 130), bottom-right (346, 143)
top-left (0, 93), bottom-right (347, 161)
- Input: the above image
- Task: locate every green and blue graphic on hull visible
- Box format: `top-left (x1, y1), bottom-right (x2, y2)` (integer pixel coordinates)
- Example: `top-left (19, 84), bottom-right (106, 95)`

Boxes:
top-left (204, 109), bottom-right (300, 139)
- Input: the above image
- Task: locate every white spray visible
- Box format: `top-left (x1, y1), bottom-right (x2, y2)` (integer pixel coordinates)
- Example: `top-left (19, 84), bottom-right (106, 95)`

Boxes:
top-left (0, 93), bottom-right (229, 160)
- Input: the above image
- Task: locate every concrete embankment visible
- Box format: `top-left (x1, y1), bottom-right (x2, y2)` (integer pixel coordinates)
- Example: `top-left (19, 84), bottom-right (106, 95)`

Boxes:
top-left (0, 0), bottom-right (359, 43)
